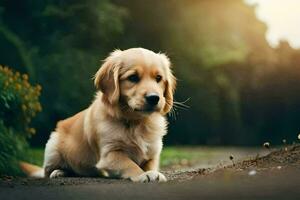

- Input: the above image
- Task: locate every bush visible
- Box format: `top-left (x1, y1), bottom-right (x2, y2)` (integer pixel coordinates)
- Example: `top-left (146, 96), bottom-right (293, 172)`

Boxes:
top-left (0, 65), bottom-right (42, 175)
top-left (0, 121), bottom-right (28, 175)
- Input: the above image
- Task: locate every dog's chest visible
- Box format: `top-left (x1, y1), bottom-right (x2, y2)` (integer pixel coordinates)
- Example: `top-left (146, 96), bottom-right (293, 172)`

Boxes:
top-left (124, 126), bottom-right (158, 164)
top-left (99, 116), bottom-right (166, 165)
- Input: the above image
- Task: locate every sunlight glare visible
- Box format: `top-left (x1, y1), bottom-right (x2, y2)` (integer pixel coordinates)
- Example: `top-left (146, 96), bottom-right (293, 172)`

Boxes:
top-left (245, 0), bottom-right (300, 49)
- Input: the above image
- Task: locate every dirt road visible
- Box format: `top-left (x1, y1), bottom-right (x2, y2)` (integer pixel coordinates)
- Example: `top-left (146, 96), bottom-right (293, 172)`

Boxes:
top-left (1, 145), bottom-right (300, 200)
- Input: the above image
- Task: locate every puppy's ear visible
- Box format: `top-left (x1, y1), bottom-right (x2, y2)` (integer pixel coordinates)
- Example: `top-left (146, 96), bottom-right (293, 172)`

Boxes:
top-left (94, 50), bottom-right (122, 105)
top-left (159, 53), bottom-right (176, 114)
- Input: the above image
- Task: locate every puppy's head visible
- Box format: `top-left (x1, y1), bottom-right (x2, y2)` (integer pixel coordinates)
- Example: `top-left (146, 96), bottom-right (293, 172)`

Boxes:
top-left (94, 48), bottom-right (176, 118)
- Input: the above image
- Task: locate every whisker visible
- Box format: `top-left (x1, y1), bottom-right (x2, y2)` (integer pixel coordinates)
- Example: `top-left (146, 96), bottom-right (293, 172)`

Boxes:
top-left (167, 101), bottom-right (176, 119)
top-left (172, 107), bottom-right (178, 120)
top-left (169, 109), bottom-right (175, 120)
top-left (168, 104), bottom-right (179, 120)
top-left (173, 104), bottom-right (189, 110)
top-left (167, 98), bottom-right (190, 120)
top-left (174, 97), bottom-right (190, 105)
top-left (174, 98), bottom-right (190, 108)
top-left (168, 109), bottom-right (173, 119)
top-left (173, 103), bottom-right (189, 109)
top-left (173, 98), bottom-right (190, 110)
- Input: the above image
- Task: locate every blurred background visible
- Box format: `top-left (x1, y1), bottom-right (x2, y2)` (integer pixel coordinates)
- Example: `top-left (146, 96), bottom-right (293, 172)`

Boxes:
top-left (1, 0), bottom-right (300, 174)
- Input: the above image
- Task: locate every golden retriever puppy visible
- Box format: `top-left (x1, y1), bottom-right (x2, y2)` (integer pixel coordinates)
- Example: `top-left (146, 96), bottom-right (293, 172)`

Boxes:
top-left (20, 48), bottom-right (176, 182)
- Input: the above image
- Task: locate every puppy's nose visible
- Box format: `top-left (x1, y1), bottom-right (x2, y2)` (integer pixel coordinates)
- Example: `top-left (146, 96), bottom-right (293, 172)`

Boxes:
top-left (145, 93), bottom-right (160, 106)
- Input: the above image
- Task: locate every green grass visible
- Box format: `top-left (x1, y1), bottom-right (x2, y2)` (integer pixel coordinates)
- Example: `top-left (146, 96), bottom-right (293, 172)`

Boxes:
top-left (26, 148), bottom-right (44, 166)
top-left (160, 147), bottom-right (202, 168)
top-left (161, 146), bottom-right (268, 170)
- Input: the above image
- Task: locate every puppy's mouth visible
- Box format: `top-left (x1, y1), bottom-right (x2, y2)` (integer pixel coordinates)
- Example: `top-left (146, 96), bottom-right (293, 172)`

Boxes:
top-left (133, 106), bottom-right (159, 113)
top-left (120, 97), bottom-right (160, 114)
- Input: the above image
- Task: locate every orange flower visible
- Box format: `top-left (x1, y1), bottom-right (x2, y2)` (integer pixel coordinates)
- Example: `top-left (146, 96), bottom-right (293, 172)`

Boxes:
top-left (22, 74), bottom-right (29, 81)
top-left (15, 83), bottom-right (21, 90)
top-left (36, 84), bottom-right (42, 91)
top-left (24, 82), bottom-right (30, 88)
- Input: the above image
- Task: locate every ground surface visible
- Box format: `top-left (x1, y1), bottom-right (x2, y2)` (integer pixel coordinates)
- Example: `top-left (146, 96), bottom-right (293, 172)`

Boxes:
top-left (1, 145), bottom-right (300, 200)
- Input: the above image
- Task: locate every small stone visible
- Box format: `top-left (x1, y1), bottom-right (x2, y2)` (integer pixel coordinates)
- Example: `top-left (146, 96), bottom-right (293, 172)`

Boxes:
top-left (263, 142), bottom-right (270, 149)
top-left (282, 139), bottom-right (286, 144)
top-left (248, 170), bottom-right (257, 176)
top-left (277, 166), bottom-right (282, 169)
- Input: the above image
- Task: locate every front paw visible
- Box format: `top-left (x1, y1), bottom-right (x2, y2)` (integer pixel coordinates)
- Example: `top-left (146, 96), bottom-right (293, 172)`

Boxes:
top-left (131, 170), bottom-right (167, 183)
top-left (49, 169), bottom-right (66, 178)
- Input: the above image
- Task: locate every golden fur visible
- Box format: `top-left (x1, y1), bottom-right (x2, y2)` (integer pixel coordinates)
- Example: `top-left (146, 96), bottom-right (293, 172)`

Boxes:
top-left (21, 48), bottom-right (176, 182)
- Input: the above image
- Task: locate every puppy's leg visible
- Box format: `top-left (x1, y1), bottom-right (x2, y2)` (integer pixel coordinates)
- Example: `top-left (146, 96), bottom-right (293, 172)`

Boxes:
top-left (96, 151), bottom-right (144, 180)
top-left (97, 151), bottom-right (166, 182)
top-left (43, 132), bottom-right (64, 177)
top-left (142, 158), bottom-right (159, 171)
top-left (141, 157), bottom-right (167, 182)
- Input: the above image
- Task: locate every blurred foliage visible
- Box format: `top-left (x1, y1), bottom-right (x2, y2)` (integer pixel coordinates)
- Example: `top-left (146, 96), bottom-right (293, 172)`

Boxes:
top-left (0, 121), bottom-right (28, 175)
top-left (0, 0), bottom-right (127, 145)
top-left (26, 148), bottom-right (44, 167)
top-left (0, 66), bottom-right (42, 136)
top-left (0, 0), bottom-right (300, 146)
top-left (0, 66), bottom-right (41, 175)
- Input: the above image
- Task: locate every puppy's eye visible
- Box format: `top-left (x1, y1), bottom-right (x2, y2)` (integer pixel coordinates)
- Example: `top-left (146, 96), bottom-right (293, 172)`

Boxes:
top-left (156, 75), bottom-right (162, 83)
top-left (127, 74), bottom-right (140, 83)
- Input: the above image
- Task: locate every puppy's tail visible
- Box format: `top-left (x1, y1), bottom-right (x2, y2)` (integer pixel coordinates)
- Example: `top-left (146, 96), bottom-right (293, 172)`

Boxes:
top-left (19, 161), bottom-right (44, 178)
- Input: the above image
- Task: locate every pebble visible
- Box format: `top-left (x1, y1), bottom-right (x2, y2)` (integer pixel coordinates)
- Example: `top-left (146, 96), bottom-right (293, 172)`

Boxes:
top-left (248, 170), bottom-right (257, 176)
